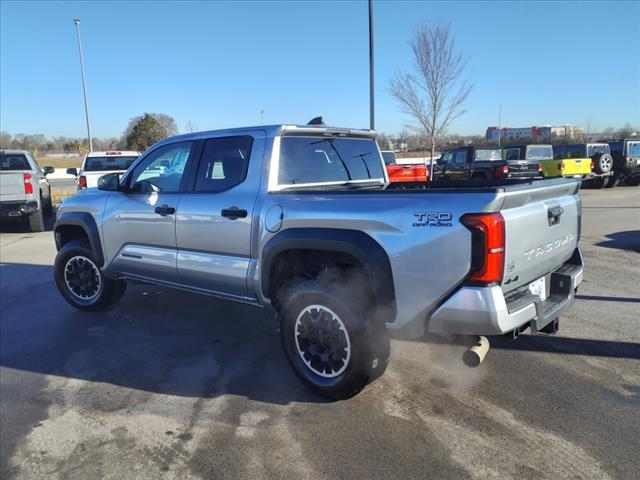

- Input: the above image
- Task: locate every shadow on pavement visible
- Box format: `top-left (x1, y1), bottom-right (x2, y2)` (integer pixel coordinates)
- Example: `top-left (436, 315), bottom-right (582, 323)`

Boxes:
top-left (0, 263), bottom-right (327, 406)
top-left (0, 214), bottom-right (55, 233)
top-left (576, 294), bottom-right (640, 304)
top-left (595, 230), bottom-right (640, 252)
top-left (400, 331), bottom-right (640, 361)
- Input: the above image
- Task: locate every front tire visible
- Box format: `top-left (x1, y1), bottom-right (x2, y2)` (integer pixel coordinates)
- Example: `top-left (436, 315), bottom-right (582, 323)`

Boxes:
top-left (280, 279), bottom-right (389, 400)
top-left (54, 239), bottom-right (126, 311)
top-left (625, 175), bottom-right (640, 186)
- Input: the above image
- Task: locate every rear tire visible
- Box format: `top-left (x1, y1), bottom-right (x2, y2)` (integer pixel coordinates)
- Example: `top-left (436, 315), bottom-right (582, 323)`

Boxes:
top-left (27, 207), bottom-right (45, 232)
top-left (54, 239), bottom-right (127, 311)
top-left (605, 172), bottom-right (620, 188)
top-left (280, 278), bottom-right (390, 400)
top-left (589, 176), bottom-right (609, 189)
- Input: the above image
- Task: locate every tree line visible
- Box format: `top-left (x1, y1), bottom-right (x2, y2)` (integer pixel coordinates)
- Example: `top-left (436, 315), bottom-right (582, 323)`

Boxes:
top-left (1, 113), bottom-right (178, 153)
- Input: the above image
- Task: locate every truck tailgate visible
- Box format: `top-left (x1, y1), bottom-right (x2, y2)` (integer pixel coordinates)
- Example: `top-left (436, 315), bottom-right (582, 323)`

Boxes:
top-left (499, 178), bottom-right (580, 294)
top-left (0, 172), bottom-right (26, 200)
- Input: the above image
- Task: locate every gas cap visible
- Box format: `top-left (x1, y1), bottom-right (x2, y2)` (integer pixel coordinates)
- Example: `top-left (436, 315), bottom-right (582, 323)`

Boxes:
top-left (265, 205), bottom-right (284, 233)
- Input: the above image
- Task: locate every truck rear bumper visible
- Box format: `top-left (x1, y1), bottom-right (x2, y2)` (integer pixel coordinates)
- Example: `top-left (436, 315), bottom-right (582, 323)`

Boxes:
top-left (428, 248), bottom-right (583, 336)
top-left (0, 201), bottom-right (38, 218)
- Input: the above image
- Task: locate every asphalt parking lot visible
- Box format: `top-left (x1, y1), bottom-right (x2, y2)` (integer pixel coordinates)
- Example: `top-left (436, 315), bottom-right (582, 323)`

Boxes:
top-left (1, 187), bottom-right (639, 480)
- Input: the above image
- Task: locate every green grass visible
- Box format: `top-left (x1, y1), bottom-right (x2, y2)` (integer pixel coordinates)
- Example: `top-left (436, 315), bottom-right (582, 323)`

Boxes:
top-left (37, 156), bottom-right (82, 169)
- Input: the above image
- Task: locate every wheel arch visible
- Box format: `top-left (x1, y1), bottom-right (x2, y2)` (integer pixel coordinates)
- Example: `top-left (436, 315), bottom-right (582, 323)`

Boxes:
top-left (54, 212), bottom-right (104, 266)
top-left (260, 228), bottom-right (396, 319)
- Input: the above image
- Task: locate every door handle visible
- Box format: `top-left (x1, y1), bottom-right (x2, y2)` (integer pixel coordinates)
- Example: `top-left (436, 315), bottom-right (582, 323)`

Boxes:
top-left (154, 204), bottom-right (175, 216)
top-left (221, 207), bottom-right (248, 220)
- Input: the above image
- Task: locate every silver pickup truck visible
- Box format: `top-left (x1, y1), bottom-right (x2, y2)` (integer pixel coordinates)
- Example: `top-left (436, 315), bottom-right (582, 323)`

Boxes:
top-left (53, 124), bottom-right (584, 399)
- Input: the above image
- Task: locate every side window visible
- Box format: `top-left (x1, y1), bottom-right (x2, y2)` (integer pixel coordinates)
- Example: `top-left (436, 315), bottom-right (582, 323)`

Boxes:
top-left (440, 151), bottom-right (453, 163)
top-left (454, 150), bottom-right (467, 164)
top-left (194, 136), bottom-right (253, 192)
top-left (506, 149), bottom-right (519, 161)
top-left (129, 142), bottom-right (193, 193)
top-left (553, 145), bottom-right (565, 160)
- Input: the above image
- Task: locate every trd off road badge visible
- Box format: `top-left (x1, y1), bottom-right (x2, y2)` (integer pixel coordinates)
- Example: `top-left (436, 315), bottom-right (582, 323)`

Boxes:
top-left (413, 212), bottom-right (453, 227)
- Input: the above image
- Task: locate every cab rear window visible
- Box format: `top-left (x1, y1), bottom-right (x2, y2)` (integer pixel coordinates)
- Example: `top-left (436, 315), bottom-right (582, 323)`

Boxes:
top-left (0, 154), bottom-right (29, 171)
top-left (83, 156), bottom-right (138, 171)
top-left (278, 137), bottom-right (384, 185)
top-left (526, 147), bottom-right (553, 160)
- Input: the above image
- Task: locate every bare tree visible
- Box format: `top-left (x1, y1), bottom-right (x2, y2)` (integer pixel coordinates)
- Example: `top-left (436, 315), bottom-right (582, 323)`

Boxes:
top-left (390, 22), bottom-right (472, 167)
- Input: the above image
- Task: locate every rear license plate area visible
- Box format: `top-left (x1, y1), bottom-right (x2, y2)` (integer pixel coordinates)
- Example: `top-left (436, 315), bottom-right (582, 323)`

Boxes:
top-left (528, 276), bottom-right (547, 301)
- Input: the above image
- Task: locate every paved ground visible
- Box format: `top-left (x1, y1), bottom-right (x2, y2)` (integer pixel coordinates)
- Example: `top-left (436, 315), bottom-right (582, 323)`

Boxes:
top-left (1, 187), bottom-right (639, 480)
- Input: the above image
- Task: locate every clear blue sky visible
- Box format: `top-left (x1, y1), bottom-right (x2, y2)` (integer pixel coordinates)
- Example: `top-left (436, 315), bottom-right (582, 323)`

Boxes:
top-left (1, 1), bottom-right (638, 139)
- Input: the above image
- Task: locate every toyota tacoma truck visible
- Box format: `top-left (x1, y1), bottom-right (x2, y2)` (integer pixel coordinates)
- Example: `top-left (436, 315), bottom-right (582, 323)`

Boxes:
top-left (67, 150), bottom-right (140, 190)
top-left (1, 149), bottom-right (54, 231)
top-left (53, 123), bottom-right (584, 399)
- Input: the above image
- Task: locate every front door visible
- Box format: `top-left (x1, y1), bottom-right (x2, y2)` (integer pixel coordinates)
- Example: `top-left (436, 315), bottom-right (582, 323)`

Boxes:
top-left (176, 133), bottom-right (263, 298)
top-left (102, 141), bottom-right (196, 283)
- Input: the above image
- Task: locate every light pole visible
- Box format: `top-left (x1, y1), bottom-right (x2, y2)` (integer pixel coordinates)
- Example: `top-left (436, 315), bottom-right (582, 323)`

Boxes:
top-left (73, 18), bottom-right (93, 152)
top-left (368, 0), bottom-right (375, 131)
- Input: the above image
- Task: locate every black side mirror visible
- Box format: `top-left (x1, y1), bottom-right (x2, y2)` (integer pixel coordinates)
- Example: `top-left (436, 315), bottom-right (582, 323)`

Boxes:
top-left (43, 166), bottom-right (55, 175)
top-left (98, 172), bottom-right (121, 191)
top-left (66, 167), bottom-right (78, 177)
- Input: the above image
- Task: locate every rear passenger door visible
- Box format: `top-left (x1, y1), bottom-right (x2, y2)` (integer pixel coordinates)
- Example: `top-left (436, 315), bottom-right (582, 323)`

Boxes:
top-left (176, 133), bottom-right (264, 298)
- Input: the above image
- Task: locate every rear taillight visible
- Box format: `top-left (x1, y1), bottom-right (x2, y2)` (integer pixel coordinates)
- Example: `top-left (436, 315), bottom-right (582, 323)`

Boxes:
top-left (23, 173), bottom-right (33, 194)
top-left (493, 165), bottom-right (509, 177)
top-left (79, 175), bottom-right (87, 189)
top-left (461, 212), bottom-right (505, 284)
top-left (590, 161), bottom-right (594, 170)
top-left (537, 163), bottom-right (543, 172)
top-left (558, 162), bottom-right (565, 171)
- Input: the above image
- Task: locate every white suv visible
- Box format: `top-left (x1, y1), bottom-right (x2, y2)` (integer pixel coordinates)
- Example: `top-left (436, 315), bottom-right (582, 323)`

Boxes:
top-left (67, 151), bottom-right (140, 190)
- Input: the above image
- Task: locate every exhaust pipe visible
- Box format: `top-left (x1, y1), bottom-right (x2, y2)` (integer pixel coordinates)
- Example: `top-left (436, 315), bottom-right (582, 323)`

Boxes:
top-left (463, 336), bottom-right (490, 367)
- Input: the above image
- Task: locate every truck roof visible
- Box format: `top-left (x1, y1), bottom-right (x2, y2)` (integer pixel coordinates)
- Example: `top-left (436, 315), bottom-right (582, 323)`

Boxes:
top-left (86, 150), bottom-right (140, 157)
top-left (0, 149), bottom-right (31, 155)
top-left (151, 124), bottom-right (377, 150)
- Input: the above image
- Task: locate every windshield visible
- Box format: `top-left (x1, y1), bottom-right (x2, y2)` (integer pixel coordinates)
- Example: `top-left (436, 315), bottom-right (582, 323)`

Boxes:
top-left (278, 137), bottom-right (385, 186)
top-left (627, 142), bottom-right (640, 157)
top-left (83, 156), bottom-right (138, 171)
top-left (0, 153), bottom-right (30, 171)
top-left (475, 149), bottom-right (502, 161)
top-left (526, 146), bottom-right (553, 160)
top-left (381, 151), bottom-right (396, 165)
top-left (587, 144), bottom-right (610, 156)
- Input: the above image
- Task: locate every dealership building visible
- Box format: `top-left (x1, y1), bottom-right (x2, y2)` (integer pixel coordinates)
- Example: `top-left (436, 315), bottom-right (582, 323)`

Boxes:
top-left (485, 125), bottom-right (583, 141)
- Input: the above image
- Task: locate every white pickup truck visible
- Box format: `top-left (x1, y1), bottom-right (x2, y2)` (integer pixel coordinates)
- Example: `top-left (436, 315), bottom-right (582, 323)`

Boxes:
top-left (67, 151), bottom-right (140, 190)
top-left (0, 150), bottom-right (54, 232)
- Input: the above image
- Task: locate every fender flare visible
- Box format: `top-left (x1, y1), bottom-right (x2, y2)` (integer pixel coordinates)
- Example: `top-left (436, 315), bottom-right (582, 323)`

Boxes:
top-left (54, 212), bottom-right (104, 266)
top-left (261, 228), bottom-right (396, 317)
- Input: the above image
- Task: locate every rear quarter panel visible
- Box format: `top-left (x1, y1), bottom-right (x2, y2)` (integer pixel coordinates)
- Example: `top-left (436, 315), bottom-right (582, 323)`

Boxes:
top-left (256, 191), bottom-right (501, 330)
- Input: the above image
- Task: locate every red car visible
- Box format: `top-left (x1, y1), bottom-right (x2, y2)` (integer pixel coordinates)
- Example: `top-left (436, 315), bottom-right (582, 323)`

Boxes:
top-left (381, 151), bottom-right (428, 182)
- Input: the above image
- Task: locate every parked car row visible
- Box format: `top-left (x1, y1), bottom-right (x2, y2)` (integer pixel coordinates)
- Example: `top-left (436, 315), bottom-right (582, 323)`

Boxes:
top-left (383, 138), bottom-right (640, 189)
